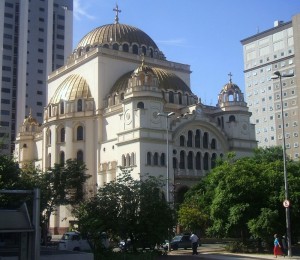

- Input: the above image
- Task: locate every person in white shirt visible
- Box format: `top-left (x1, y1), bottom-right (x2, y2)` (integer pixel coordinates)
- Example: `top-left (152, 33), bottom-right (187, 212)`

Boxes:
top-left (190, 232), bottom-right (199, 255)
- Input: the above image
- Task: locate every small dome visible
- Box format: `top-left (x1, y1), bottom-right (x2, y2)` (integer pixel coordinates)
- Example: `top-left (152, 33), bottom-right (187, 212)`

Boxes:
top-left (222, 81), bottom-right (240, 92)
top-left (110, 66), bottom-right (192, 94)
top-left (50, 74), bottom-right (92, 104)
top-left (23, 110), bottom-right (39, 126)
top-left (218, 76), bottom-right (245, 104)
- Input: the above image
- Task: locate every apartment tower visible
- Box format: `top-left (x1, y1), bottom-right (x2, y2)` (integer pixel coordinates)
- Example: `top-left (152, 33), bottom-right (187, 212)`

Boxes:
top-left (241, 13), bottom-right (300, 160)
top-left (0, 0), bottom-right (73, 154)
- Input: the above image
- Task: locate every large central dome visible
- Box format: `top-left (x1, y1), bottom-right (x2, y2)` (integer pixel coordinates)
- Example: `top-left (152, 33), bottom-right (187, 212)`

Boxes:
top-left (76, 23), bottom-right (159, 51)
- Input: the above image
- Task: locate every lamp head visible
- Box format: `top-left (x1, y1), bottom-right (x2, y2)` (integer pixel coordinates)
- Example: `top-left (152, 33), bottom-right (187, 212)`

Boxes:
top-left (274, 71), bottom-right (281, 77)
top-left (168, 112), bottom-right (175, 117)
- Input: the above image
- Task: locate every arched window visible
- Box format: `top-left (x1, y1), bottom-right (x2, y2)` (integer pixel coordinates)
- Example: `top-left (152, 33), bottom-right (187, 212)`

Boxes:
top-left (77, 150), bottom-right (84, 163)
top-left (153, 152), bottom-right (159, 166)
top-left (123, 43), bottom-right (129, 52)
top-left (180, 135), bottom-right (185, 147)
top-left (77, 99), bottom-right (83, 112)
top-left (77, 125), bottom-right (83, 141)
top-left (142, 46), bottom-right (146, 55)
top-left (229, 115), bottom-right (236, 122)
top-left (179, 151), bottom-right (185, 169)
top-left (126, 154), bottom-right (130, 166)
top-left (211, 153), bottom-right (217, 169)
top-left (217, 118), bottom-right (221, 126)
top-left (60, 128), bottom-right (65, 142)
top-left (147, 152), bottom-right (152, 165)
top-left (49, 106), bottom-right (52, 117)
top-left (160, 153), bottom-right (165, 166)
top-left (211, 138), bottom-right (216, 149)
top-left (112, 43), bottom-right (119, 50)
top-left (187, 151), bottom-right (193, 169)
top-left (131, 152), bottom-right (135, 166)
top-left (196, 152), bottom-right (201, 170)
top-left (173, 157), bottom-right (177, 169)
top-left (60, 151), bottom-right (65, 166)
top-left (187, 130), bottom-right (193, 147)
top-left (113, 94), bottom-right (117, 105)
top-left (203, 132), bottom-right (209, 149)
top-left (132, 45), bottom-right (138, 54)
top-left (149, 48), bottom-right (153, 58)
top-left (195, 129), bottom-right (200, 148)
top-left (203, 152), bottom-right (209, 170)
top-left (122, 155), bottom-right (126, 167)
top-left (120, 93), bottom-right (125, 100)
top-left (48, 153), bottom-right (51, 168)
top-left (169, 91), bottom-right (174, 103)
top-left (47, 130), bottom-right (51, 145)
top-left (60, 101), bottom-right (64, 114)
top-left (137, 102), bottom-right (144, 109)
top-left (178, 93), bottom-right (182, 104)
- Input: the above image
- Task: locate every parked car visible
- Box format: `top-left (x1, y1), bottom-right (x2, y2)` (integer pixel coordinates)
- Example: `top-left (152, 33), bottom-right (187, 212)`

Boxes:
top-left (170, 234), bottom-right (191, 250)
top-left (58, 231), bottom-right (91, 251)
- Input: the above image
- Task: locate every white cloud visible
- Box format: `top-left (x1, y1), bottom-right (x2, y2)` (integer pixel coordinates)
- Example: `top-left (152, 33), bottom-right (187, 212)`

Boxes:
top-left (73, 0), bottom-right (96, 20)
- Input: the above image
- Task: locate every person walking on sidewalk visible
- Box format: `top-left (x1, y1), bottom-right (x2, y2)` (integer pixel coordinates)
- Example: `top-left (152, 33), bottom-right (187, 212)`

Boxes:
top-left (190, 232), bottom-right (199, 255)
top-left (273, 234), bottom-right (284, 258)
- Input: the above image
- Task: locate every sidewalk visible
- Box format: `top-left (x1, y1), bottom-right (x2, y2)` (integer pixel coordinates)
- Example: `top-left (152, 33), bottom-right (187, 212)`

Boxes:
top-left (168, 243), bottom-right (300, 259)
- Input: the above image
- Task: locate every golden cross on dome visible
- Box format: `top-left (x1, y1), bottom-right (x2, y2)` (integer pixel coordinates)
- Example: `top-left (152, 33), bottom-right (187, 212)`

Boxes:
top-left (113, 4), bottom-right (121, 24)
top-left (228, 72), bottom-right (233, 83)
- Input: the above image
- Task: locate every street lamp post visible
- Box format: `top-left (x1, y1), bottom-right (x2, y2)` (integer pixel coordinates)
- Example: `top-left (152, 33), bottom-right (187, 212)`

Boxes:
top-left (271, 70), bottom-right (294, 257)
top-left (157, 112), bottom-right (175, 203)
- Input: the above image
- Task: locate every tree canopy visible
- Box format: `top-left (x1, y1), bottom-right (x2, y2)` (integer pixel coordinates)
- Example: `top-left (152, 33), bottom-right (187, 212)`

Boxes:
top-left (0, 156), bottom-right (89, 238)
top-left (178, 147), bottom-right (300, 243)
top-left (75, 171), bottom-right (175, 250)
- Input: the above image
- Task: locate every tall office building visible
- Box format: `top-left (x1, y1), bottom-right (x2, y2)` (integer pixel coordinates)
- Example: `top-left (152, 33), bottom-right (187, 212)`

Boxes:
top-left (0, 0), bottom-right (73, 154)
top-left (241, 14), bottom-right (300, 160)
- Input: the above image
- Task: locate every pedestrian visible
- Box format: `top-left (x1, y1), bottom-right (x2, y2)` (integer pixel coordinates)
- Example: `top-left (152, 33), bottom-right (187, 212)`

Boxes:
top-left (190, 232), bottom-right (199, 255)
top-left (281, 235), bottom-right (287, 256)
top-left (273, 234), bottom-right (283, 258)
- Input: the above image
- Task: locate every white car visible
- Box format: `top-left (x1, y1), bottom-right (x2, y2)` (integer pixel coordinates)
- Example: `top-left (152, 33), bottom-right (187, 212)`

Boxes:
top-left (58, 231), bottom-right (91, 251)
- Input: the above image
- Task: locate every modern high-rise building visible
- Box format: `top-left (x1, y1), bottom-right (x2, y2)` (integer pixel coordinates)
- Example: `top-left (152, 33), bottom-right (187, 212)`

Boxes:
top-left (0, 0), bottom-right (73, 154)
top-left (241, 13), bottom-right (300, 160)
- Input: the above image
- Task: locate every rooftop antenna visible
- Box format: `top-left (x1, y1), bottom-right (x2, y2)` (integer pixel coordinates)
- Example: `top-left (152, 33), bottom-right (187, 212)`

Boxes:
top-left (113, 3), bottom-right (121, 24)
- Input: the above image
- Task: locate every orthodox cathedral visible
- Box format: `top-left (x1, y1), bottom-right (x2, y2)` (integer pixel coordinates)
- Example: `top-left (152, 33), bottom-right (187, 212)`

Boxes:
top-left (14, 6), bottom-right (257, 233)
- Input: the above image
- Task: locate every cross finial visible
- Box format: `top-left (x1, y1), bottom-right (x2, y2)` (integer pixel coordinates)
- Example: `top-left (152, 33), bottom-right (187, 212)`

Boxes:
top-left (113, 4), bottom-right (121, 24)
top-left (228, 72), bottom-right (233, 83)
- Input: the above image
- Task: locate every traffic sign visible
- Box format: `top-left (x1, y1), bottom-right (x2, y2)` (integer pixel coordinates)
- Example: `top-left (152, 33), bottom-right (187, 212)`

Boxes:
top-left (283, 200), bottom-right (290, 208)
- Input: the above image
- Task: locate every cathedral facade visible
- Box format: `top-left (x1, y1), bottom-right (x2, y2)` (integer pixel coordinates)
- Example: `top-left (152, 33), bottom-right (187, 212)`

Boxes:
top-left (14, 10), bottom-right (257, 233)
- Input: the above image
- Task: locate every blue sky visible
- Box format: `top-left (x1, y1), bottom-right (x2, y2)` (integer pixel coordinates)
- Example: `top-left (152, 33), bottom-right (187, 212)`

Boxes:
top-left (73, 0), bottom-right (299, 105)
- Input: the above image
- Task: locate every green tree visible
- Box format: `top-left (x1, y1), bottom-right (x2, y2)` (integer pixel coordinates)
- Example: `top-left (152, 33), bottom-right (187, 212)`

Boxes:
top-left (39, 159), bottom-right (90, 235)
top-left (179, 147), bottom-right (300, 243)
top-left (75, 171), bottom-right (175, 250)
top-left (0, 157), bottom-right (90, 243)
top-left (178, 182), bottom-right (209, 232)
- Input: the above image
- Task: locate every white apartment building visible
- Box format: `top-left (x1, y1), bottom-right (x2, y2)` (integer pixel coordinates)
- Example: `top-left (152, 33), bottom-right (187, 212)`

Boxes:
top-left (0, 0), bottom-right (73, 154)
top-left (241, 13), bottom-right (300, 160)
